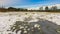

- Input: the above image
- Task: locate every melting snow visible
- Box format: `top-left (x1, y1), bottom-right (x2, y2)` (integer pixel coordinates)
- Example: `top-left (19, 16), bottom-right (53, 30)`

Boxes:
top-left (0, 12), bottom-right (60, 34)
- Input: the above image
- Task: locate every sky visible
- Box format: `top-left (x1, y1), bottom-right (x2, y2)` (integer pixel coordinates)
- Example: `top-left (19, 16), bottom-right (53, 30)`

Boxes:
top-left (0, 0), bottom-right (60, 8)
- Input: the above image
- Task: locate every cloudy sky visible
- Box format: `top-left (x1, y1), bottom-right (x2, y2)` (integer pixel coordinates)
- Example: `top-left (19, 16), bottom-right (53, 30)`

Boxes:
top-left (0, 0), bottom-right (60, 8)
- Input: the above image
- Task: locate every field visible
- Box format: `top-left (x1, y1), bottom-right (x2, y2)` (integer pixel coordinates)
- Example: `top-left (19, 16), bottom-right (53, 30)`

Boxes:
top-left (0, 12), bottom-right (60, 34)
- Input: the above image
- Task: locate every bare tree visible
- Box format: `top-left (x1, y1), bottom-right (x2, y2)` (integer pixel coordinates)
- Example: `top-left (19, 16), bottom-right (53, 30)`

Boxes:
top-left (50, 6), bottom-right (57, 10)
top-left (45, 6), bottom-right (49, 10)
top-left (39, 7), bottom-right (43, 10)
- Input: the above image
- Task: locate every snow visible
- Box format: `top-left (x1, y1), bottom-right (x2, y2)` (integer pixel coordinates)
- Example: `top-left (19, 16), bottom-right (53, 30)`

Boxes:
top-left (0, 12), bottom-right (60, 34)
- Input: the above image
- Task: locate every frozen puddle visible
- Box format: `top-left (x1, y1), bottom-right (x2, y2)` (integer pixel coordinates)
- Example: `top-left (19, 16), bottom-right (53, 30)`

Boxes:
top-left (0, 12), bottom-right (60, 34)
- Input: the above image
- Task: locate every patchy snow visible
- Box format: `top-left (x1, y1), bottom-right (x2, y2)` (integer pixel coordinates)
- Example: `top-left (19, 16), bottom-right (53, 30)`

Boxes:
top-left (0, 12), bottom-right (60, 34)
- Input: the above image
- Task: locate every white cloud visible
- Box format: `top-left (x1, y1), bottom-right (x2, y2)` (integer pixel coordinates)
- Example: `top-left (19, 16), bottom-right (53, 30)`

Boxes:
top-left (0, 0), bottom-right (21, 7)
top-left (55, 4), bottom-right (60, 9)
top-left (13, 4), bottom-right (60, 10)
top-left (47, 4), bottom-right (60, 9)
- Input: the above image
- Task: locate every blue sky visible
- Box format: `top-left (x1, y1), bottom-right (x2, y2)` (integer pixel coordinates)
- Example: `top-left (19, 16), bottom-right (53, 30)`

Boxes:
top-left (0, 0), bottom-right (60, 8)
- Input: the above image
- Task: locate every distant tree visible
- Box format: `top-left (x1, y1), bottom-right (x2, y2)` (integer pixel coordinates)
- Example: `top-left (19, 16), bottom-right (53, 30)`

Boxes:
top-left (8, 7), bottom-right (14, 9)
top-left (19, 8), bottom-right (27, 11)
top-left (8, 7), bottom-right (16, 11)
top-left (45, 6), bottom-right (49, 10)
top-left (23, 9), bottom-right (28, 11)
top-left (50, 6), bottom-right (57, 10)
top-left (39, 7), bottom-right (43, 10)
top-left (7, 7), bottom-right (28, 11)
top-left (17, 8), bottom-right (20, 11)
top-left (0, 7), bottom-right (6, 12)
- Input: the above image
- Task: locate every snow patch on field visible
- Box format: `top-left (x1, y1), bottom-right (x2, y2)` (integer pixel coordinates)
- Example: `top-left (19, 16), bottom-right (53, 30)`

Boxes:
top-left (0, 12), bottom-right (60, 34)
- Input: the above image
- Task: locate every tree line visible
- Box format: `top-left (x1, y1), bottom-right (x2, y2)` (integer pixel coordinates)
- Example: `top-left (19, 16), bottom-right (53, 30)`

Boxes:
top-left (0, 7), bottom-right (28, 12)
top-left (40, 6), bottom-right (58, 10)
top-left (0, 6), bottom-right (60, 12)
top-left (39, 6), bottom-right (60, 12)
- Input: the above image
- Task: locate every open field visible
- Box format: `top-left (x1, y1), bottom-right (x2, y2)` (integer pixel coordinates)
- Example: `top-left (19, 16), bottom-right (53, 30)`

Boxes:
top-left (0, 12), bottom-right (60, 34)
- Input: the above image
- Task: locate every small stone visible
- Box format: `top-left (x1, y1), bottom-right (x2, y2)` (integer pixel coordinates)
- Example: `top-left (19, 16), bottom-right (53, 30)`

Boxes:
top-left (34, 24), bottom-right (40, 28)
top-left (24, 28), bottom-right (26, 30)
top-left (32, 30), bottom-right (34, 31)
top-left (27, 28), bottom-right (30, 31)
top-left (24, 24), bottom-right (26, 25)
top-left (38, 28), bottom-right (41, 30)
top-left (19, 25), bottom-right (21, 26)
top-left (24, 30), bottom-right (27, 33)
top-left (13, 27), bottom-right (15, 29)
top-left (25, 26), bottom-right (28, 28)
top-left (20, 26), bottom-right (24, 29)
top-left (32, 27), bottom-right (34, 28)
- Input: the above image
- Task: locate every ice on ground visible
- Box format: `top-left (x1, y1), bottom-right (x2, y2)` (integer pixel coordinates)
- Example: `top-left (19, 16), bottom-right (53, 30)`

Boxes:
top-left (0, 12), bottom-right (60, 34)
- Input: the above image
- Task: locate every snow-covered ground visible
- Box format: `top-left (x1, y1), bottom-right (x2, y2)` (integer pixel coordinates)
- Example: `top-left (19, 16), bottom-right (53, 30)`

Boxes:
top-left (0, 12), bottom-right (60, 34)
